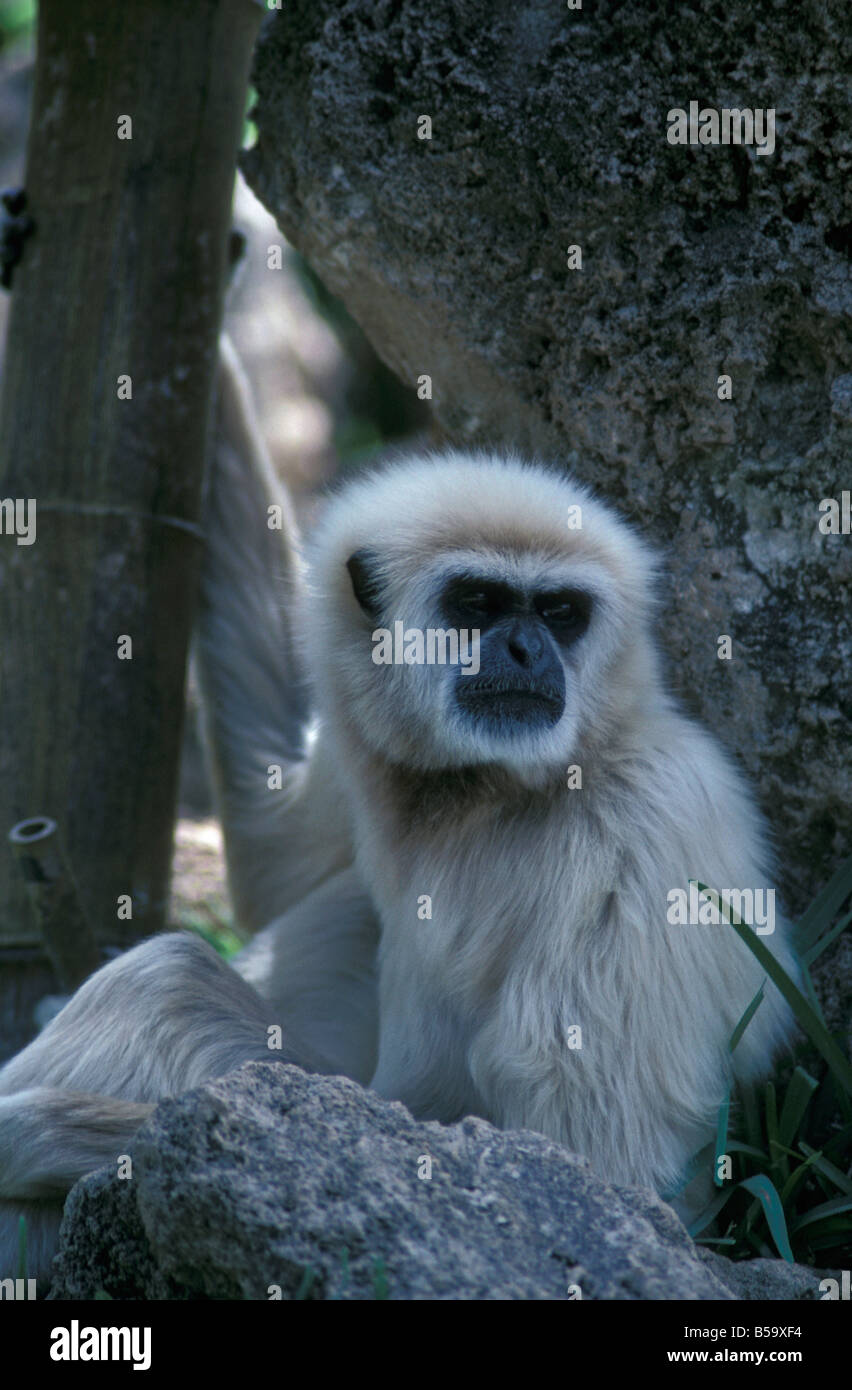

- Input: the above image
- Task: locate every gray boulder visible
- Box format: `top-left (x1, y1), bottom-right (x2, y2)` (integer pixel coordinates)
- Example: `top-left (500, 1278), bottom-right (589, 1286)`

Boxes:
top-left (49, 1062), bottom-right (734, 1300)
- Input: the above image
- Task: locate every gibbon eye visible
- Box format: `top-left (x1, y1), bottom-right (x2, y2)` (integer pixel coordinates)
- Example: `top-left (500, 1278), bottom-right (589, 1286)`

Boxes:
top-left (538, 600), bottom-right (574, 620)
top-left (461, 590), bottom-right (492, 615)
top-left (534, 589), bottom-right (593, 637)
top-left (440, 575), bottom-right (517, 626)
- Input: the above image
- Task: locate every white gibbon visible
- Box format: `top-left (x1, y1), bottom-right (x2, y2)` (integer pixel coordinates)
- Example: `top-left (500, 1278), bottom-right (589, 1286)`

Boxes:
top-left (0, 336), bottom-right (798, 1284)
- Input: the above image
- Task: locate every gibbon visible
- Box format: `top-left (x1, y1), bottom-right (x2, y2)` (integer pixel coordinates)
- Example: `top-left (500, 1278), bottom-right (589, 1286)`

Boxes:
top-left (0, 336), bottom-right (798, 1285)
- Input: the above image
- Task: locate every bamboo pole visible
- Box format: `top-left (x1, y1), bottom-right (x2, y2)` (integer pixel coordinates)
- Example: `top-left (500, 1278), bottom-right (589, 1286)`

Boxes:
top-left (0, 0), bottom-right (261, 990)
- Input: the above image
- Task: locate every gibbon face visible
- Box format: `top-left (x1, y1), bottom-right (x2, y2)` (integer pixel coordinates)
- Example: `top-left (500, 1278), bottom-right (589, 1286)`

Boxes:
top-left (306, 452), bottom-right (660, 779)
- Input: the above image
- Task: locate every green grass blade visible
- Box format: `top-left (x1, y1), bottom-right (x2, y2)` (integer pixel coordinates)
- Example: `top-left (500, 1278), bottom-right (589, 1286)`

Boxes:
top-left (739, 1174), bottom-right (794, 1262)
top-left (797, 1142), bottom-right (852, 1195)
top-left (777, 1067), bottom-right (819, 1149)
top-left (765, 1081), bottom-right (779, 1148)
top-left (696, 882), bottom-right (852, 1098)
top-left (790, 1192), bottom-right (852, 1234)
top-left (780, 1152), bottom-right (821, 1207)
top-left (727, 1140), bottom-right (769, 1162)
top-left (186, 917), bottom-right (245, 960)
top-left (767, 1139), bottom-right (806, 1163)
top-left (794, 854), bottom-right (852, 957)
top-left (823, 1118), bottom-right (852, 1162)
top-left (764, 1081), bottom-right (786, 1182)
top-left (805, 1224), bottom-right (852, 1252)
top-left (687, 1186), bottom-right (736, 1237)
top-left (803, 906), bottom-right (852, 967)
top-left (741, 1082), bottom-right (763, 1150)
top-left (798, 963), bottom-right (826, 1022)
top-left (729, 982), bottom-right (766, 1053)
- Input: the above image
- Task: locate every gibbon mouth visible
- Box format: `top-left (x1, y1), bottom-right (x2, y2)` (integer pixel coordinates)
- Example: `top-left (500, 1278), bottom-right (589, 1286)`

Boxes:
top-left (457, 683), bottom-right (565, 728)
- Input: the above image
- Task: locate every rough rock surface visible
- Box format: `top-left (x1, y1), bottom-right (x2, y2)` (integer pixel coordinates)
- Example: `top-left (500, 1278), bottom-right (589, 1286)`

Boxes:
top-left (242, 0), bottom-right (852, 933)
top-left (49, 1062), bottom-right (734, 1301)
top-left (698, 1248), bottom-right (840, 1301)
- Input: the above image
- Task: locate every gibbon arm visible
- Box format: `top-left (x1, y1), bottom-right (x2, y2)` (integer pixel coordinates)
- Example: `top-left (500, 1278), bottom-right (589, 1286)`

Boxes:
top-left (195, 333), bottom-right (356, 933)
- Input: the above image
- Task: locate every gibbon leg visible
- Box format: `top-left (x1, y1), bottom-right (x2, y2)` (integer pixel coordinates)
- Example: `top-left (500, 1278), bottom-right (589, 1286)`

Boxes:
top-left (233, 866), bottom-right (380, 1084)
top-left (0, 931), bottom-right (321, 1285)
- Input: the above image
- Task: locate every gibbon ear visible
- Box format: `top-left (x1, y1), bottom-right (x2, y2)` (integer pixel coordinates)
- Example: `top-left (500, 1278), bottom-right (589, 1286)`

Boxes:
top-left (346, 549), bottom-right (384, 619)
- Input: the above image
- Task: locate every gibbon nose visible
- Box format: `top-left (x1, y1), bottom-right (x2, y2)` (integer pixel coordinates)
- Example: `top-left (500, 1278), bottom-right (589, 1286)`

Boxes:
top-left (506, 620), bottom-right (544, 670)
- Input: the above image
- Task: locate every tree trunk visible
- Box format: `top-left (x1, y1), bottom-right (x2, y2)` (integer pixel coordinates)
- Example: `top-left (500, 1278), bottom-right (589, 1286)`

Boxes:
top-left (0, 0), bottom-right (260, 1053)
